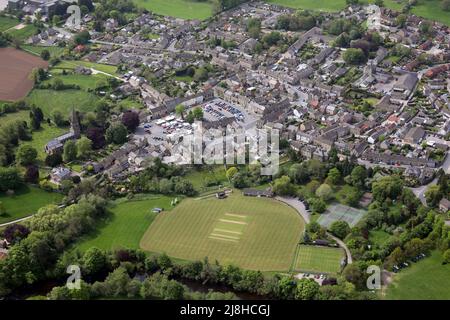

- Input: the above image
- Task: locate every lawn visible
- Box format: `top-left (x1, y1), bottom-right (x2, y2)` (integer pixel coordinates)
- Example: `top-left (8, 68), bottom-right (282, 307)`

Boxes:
top-left (385, 251), bottom-right (450, 299)
top-left (0, 16), bottom-right (20, 32)
top-left (133, 0), bottom-right (213, 20)
top-left (140, 192), bottom-right (304, 271)
top-left (59, 60), bottom-right (119, 76)
top-left (267, 0), bottom-right (347, 12)
top-left (21, 123), bottom-right (67, 161)
top-left (26, 89), bottom-right (99, 118)
top-left (77, 195), bottom-right (174, 251)
top-left (0, 185), bottom-right (63, 224)
top-left (183, 166), bottom-right (229, 192)
top-left (6, 24), bottom-right (38, 41)
top-left (369, 229), bottom-right (391, 246)
top-left (293, 245), bottom-right (344, 274)
top-left (0, 110), bottom-right (29, 127)
top-left (21, 45), bottom-right (65, 59)
top-left (45, 72), bottom-right (108, 91)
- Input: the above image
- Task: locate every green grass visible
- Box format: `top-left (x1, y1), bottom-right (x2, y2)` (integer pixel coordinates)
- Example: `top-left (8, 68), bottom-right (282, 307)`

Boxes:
top-left (0, 185), bottom-right (63, 224)
top-left (267, 0), bottom-right (347, 12)
top-left (21, 45), bottom-right (65, 59)
top-left (140, 192), bottom-right (304, 271)
top-left (0, 110), bottom-right (29, 127)
top-left (369, 229), bottom-right (391, 246)
top-left (183, 166), bottom-right (229, 192)
top-left (133, 0), bottom-right (213, 20)
top-left (385, 251), bottom-right (450, 299)
top-left (6, 24), bottom-right (38, 41)
top-left (77, 195), bottom-right (174, 251)
top-left (21, 123), bottom-right (67, 161)
top-left (410, 0), bottom-right (450, 26)
top-left (26, 89), bottom-right (99, 118)
top-left (59, 60), bottom-right (119, 76)
top-left (45, 72), bottom-right (108, 90)
top-left (294, 245), bottom-right (344, 274)
top-left (0, 16), bottom-right (20, 32)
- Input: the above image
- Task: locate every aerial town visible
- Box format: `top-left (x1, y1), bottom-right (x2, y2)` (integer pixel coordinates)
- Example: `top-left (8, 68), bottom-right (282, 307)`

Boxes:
top-left (0, 0), bottom-right (449, 304)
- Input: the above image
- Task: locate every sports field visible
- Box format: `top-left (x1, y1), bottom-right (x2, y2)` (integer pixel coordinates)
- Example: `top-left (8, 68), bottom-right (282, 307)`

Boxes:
top-left (77, 195), bottom-right (174, 251)
top-left (293, 245), bottom-right (344, 274)
top-left (385, 251), bottom-right (450, 300)
top-left (133, 0), bottom-right (213, 20)
top-left (317, 203), bottom-right (367, 228)
top-left (140, 192), bottom-right (304, 271)
top-left (0, 47), bottom-right (48, 101)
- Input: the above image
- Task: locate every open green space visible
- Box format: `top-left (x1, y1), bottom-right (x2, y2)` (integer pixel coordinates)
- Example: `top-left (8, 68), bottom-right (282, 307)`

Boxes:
top-left (6, 24), bottom-right (38, 41)
top-left (26, 89), bottom-right (99, 118)
top-left (133, 0), bottom-right (213, 20)
top-left (0, 16), bottom-right (20, 32)
top-left (183, 166), bottom-right (229, 193)
top-left (77, 195), bottom-right (174, 251)
top-left (45, 72), bottom-right (108, 90)
top-left (21, 45), bottom-right (65, 58)
top-left (140, 192), bottom-right (304, 271)
top-left (385, 251), bottom-right (450, 299)
top-left (55, 60), bottom-right (119, 76)
top-left (267, 0), bottom-right (347, 12)
top-left (21, 123), bottom-right (67, 161)
top-left (294, 245), bottom-right (344, 274)
top-left (0, 185), bottom-right (63, 224)
top-left (369, 229), bottom-right (392, 246)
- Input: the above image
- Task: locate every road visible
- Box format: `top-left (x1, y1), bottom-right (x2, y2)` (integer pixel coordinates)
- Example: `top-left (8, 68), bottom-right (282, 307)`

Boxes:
top-left (0, 215), bottom-right (34, 228)
top-left (276, 196), bottom-right (353, 264)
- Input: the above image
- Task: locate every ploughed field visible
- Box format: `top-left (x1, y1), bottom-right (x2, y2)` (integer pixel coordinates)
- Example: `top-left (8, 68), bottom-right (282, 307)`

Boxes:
top-left (0, 47), bottom-right (48, 101)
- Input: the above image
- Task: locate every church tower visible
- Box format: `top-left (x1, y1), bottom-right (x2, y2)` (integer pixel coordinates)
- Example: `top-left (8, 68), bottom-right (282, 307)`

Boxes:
top-left (70, 108), bottom-right (81, 139)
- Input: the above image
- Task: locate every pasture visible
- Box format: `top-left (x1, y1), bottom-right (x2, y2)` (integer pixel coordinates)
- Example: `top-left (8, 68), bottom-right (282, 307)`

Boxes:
top-left (133, 0), bottom-right (213, 20)
top-left (0, 47), bottom-right (48, 101)
top-left (0, 185), bottom-right (63, 224)
top-left (140, 192), bottom-right (304, 271)
top-left (77, 195), bottom-right (174, 251)
top-left (317, 203), bottom-right (367, 228)
top-left (385, 251), bottom-right (450, 299)
top-left (293, 245), bottom-right (344, 274)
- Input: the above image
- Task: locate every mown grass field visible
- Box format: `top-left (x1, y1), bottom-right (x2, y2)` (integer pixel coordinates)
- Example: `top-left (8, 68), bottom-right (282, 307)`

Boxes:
top-left (0, 185), bottom-right (63, 224)
top-left (0, 16), bottom-right (19, 32)
top-left (133, 0), bottom-right (213, 20)
top-left (385, 251), bottom-right (450, 300)
top-left (140, 192), bottom-right (304, 271)
top-left (59, 60), bottom-right (119, 76)
top-left (6, 24), bottom-right (38, 41)
top-left (77, 196), bottom-right (174, 251)
top-left (45, 72), bottom-right (108, 90)
top-left (21, 45), bottom-right (65, 59)
top-left (26, 89), bottom-right (99, 118)
top-left (294, 245), bottom-right (344, 274)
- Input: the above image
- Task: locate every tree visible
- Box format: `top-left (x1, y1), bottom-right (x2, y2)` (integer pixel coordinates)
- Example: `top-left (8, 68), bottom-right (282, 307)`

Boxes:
top-left (372, 176), bottom-right (403, 202)
top-left (159, 178), bottom-right (172, 194)
top-left (443, 249), bottom-right (450, 264)
top-left (330, 221), bottom-right (351, 239)
top-left (226, 167), bottom-right (238, 181)
top-left (175, 104), bottom-right (185, 119)
top-left (310, 198), bottom-right (326, 213)
top-left (76, 137), bottom-right (92, 159)
top-left (106, 123), bottom-right (128, 145)
top-left (192, 107), bottom-right (204, 120)
top-left (272, 176), bottom-right (296, 196)
top-left (343, 48), bottom-right (367, 65)
top-left (24, 165), bottom-right (39, 183)
top-left (52, 111), bottom-right (65, 127)
top-left (121, 111), bottom-right (139, 132)
top-left (350, 165), bottom-right (366, 188)
top-left (82, 247), bottom-right (108, 275)
top-left (86, 127), bottom-right (106, 149)
top-left (327, 168), bottom-right (341, 185)
top-left (40, 49), bottom-right (50, 61)
top-left (424, 185), bottom-right (442, 208)
top-left (316, 184), bottom-right (333, 201)
top-left (16, 145), bottom-right (37, 166)
top-left (295, 278), bottom-right (319, 300)
top-left (396, 14), bottom-right (407, 27)
top-left (45, 153), bottom-right (63, 167)
top-left (74, 30), bottom-right (91, 45)
top-left (63, 140), bottom-right (77, 162)
top-left (0, 167), bottom-right (22, 191)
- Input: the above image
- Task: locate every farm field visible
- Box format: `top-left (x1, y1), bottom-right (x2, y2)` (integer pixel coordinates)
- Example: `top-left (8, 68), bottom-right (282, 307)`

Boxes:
top-left (0, 47), bottom-right (48, 101)
top-left (0, 185), bottom-right (63, 224)
top-left (294, 245), bottom-right (344, 274)
top-left (140, 192), bottom-right (304, 271)
top-left (77, 196), bottom-right (174, 252)
top-left (26, 89), bottom-right (99, 118)
top-left (385, 251), bottom-right (450, 299)
top-left (133, 0), bottom-right (213, 20)
top-left (0, 16), bottom-right (19, 32)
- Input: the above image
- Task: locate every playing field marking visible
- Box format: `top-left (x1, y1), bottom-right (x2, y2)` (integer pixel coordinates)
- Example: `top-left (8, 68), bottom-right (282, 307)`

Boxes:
top-left (225, 213), bottom-right (247, 219)
top-left (208, 236), bottom-right (239, 242)
top-left (219, 219), bottom-right (247, 225)
top-left (210, 233), bottom-right (240, 240)
top-left (213, 228), bottom-right (242, 235)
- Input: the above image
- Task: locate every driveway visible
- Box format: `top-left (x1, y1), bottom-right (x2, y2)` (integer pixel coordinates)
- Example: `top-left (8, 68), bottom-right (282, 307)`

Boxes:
top-left (276, 196), bottom-right (353, 264)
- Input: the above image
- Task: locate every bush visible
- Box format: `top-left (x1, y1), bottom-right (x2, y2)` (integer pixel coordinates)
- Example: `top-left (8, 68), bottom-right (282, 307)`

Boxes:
top-left (329, 221), bottom-right (351, 239)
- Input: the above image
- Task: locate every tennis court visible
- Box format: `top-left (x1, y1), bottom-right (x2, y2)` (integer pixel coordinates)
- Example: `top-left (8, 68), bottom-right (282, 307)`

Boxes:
top-left (317, 203), bottom-right (367, 228)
